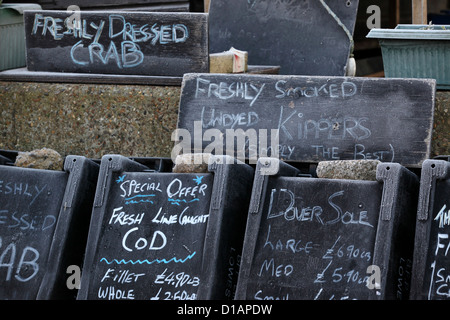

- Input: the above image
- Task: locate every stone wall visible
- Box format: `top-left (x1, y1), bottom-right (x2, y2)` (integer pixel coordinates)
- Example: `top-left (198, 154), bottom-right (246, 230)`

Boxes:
top-left (0, 81), bottom-right (180, 159)
top-left (433, 90), bottom-right (450, 157)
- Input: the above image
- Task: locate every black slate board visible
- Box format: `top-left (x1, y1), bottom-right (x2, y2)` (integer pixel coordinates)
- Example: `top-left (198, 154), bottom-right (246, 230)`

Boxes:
top-left (208, 0), bottom-right (359, 76)
top-left (235, 158), bottom-right (419, 300)
top-left (0, 156), bottom-right (99, 299)
top-left (411, 159), bottom-right (450, 300)
top-left (24, 10), bottom-right (209, 77)
top-left (77, 154), bottom-right (254, 300)
top-left (176, 73), bottom-right (436, 168)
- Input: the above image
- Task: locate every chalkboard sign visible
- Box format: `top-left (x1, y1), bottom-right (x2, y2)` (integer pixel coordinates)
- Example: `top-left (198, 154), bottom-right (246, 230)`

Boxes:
top-left (0, 156), bottom-right (99, 299)
top-left (176, 73), bottom-right (436, 168)
top-left (235, 157), bottom-right (419, 300)
top-left (77, 154), bottom-right (254, 300)
top-left (208, 0), bottom-right (359, 76)
top-left (24, 10), bottom-right (209, 77)
top-left (410, 159), bottom-right (450, 300)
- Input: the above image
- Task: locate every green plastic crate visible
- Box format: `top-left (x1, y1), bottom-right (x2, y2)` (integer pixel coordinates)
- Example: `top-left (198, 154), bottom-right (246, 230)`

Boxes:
top-left (0, 3), bottom-right (41, 71)
top-left (367, 24), bottom-right (450, 90)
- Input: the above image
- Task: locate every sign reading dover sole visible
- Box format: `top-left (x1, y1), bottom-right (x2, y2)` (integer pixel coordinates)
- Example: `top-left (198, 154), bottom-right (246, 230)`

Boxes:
top-left (177, 74), bottom-right (436, 167)
top-left (24, 11), bottom-right (208, 76)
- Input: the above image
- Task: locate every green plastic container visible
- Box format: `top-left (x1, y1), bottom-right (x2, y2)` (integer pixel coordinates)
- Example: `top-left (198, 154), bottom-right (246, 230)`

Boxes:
top-left (367, 24), bottom-right (450, 90)
top-left (0, 3), bottom-right (41, 71)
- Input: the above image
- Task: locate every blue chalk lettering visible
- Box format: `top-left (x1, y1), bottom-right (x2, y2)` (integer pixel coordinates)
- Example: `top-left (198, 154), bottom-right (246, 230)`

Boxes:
top-left (173, 24), bottom-right (189, 43)
top-left (32, 14), bottom-right (44, 35)
top-left (193, 176), bottom-right (204, 185)
top-left (168, 198), bottom-right (200, 206)
top-left (124, 194), bottom-right (156, 201)
top-left (70, 40), bottom-right (89, 65)
top-left (121, 41), bottom-right (144, 68)
top-left (100, 251), bottom-right (196, 265)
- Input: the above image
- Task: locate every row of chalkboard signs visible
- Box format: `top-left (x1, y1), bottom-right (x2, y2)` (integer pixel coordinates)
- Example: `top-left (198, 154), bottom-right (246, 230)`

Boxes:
top-left (0, 150), bottom-right (449, 300)
top-left (4, 1), bottom-right (443, 301)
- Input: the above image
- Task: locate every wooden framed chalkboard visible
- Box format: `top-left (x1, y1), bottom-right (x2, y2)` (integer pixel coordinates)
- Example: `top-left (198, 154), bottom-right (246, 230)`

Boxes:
top-left (235, 157), bottom-right (419, 300)
top-left (77, 154), bottom-right (254, 300)
top-left (410, 159), bottom-right (450, 300)
top-left (208, 0), bottom-right (359, 76)
top-left (24, 10), bottom-right (209, 77)
top-left (176, 73), bottom-right (436, 168)
top-left (0, 156), bottom-right (99, 299)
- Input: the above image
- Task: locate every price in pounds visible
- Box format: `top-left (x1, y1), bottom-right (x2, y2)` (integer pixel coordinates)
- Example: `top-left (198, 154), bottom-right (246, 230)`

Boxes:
top-left (336, 244), bottom-right (371, 262)
top-left (154, 268), bottom-right (200, 288)
top-left (315, 260), bottom-right (369, 286)
top-left (331, 267), bottom-right (369, 285)
top-left (150, 288), bottom-right (197, 300)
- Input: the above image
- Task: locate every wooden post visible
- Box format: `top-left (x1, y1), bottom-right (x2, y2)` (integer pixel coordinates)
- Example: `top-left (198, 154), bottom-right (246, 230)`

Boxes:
top-left (389, 0), bottom-right (401, 28)
top-left (412, 0), bottom-right (428, 24)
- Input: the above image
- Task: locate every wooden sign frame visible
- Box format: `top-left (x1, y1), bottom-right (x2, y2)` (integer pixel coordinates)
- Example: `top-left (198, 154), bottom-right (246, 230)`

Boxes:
top-left (24, 10), bottom-right (209, 77)
top-left (235, 157), bottom-right (419, 300)
top-left (177, 73), bottom-right (436, 168)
